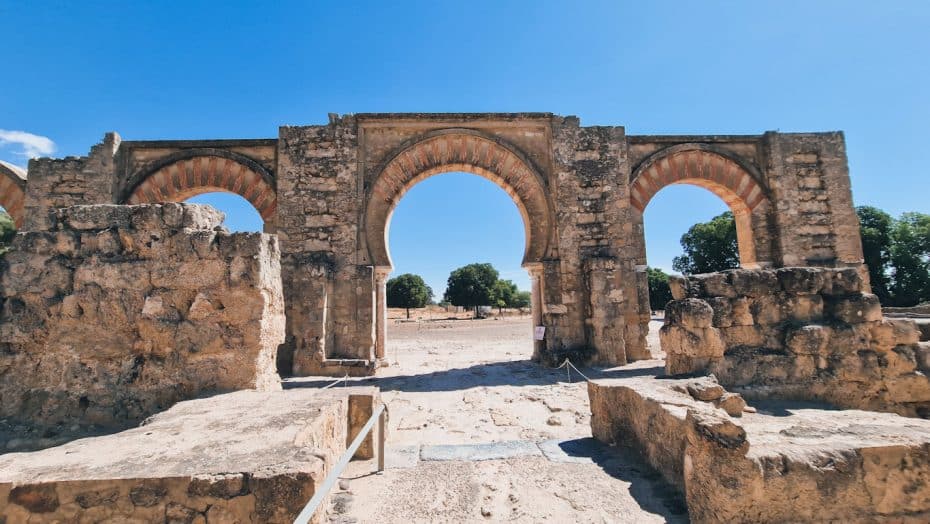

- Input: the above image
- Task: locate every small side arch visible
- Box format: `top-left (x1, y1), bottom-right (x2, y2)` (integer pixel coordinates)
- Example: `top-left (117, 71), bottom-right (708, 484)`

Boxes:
top-left (122, 149), bottom-right (277, 222)
top-left (0, 160), bottom-right (27, 227)
top-left (630, 145), bottom-right (772, 267)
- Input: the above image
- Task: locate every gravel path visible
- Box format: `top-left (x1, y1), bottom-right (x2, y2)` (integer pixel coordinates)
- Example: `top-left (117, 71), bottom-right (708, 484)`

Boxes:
top-left (290, 316), bottom-right (684, 523)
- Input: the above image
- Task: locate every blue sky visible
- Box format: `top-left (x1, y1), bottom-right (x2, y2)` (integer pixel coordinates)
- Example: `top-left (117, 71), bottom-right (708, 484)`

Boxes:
top-left (2, 1), bottom-right (928, 294)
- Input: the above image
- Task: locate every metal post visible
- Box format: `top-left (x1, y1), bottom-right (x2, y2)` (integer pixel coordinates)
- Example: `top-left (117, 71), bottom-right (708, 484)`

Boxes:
top-left (293, 403), bottom-right (386, 524)
top-left (377, 407), bottom-right (386, 472)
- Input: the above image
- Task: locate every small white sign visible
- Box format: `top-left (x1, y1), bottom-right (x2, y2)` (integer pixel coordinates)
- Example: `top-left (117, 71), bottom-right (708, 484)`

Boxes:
top-left (534, 326), bottom-right (546, 340)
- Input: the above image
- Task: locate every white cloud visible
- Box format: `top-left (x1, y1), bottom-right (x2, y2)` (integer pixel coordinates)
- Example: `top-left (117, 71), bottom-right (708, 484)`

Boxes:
top-left (0, 129), bottom-right (56, 159)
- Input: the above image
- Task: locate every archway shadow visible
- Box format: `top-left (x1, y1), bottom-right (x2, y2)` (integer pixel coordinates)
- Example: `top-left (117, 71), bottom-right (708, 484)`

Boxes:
top-left (284, 360), bottom-right (665, 393)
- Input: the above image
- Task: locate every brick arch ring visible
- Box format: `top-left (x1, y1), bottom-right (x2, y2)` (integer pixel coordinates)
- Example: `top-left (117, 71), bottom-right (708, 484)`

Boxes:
top-left (364, 129), bottom-right (554, 269)
top-left (0, 160), bottom-right (27, 228)
top-left (630, 145), bottom-right (771, 267)
top-left (122, 149), bottom-right (277, 222)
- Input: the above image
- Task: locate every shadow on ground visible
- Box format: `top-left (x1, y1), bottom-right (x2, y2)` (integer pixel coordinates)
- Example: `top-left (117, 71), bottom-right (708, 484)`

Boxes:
top-left (552, 437), bottom-right (688, 521)
top-left (284, 360), bottom-right (665, 393)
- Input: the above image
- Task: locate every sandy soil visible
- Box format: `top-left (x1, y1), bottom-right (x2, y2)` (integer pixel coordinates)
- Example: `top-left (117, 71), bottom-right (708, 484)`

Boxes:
top-left (289, 317), bottom-right (685, 523)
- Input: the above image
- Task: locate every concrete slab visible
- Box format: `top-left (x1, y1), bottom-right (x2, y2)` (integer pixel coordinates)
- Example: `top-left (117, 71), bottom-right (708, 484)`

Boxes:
top-left (538, 437), bottom-right (609, 464)
top-left (385, 444), bottom-right (420, 469)
top-left (420, 440), bottom-right (542, 462)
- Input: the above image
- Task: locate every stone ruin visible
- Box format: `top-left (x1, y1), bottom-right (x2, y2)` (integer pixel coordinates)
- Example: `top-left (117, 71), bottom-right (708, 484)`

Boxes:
top-left (1, 203), bottom-right (284, 437)
top-left (662, 267), bottom-right (930, 416)
top-left (0, 114), bottom-right (866, 377)
top-left (590, 266), bottom-right (930, 522)
top-left (0, 113), bottom-right (928, 521)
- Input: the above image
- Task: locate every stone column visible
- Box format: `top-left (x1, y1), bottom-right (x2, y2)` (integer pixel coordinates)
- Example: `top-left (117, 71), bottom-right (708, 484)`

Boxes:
top-left (526, 263), bottom-right (545, 361)
top-left (373, 267), bottom-right (391, 362)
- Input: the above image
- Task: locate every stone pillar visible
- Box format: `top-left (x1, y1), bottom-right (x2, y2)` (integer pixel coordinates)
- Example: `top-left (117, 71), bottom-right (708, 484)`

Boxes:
top-left (526, 263), bottom-right (545, 361)
top-left (585, 257), bottom-right (627, 366)
top-left (373, 267), bottom-right (391, 362)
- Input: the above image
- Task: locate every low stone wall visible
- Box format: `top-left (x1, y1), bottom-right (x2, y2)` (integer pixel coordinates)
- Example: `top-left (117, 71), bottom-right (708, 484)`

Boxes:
top-left (661, 267), bottom-right (930, 417)
top-left (0, 203), bottom-right (285, 432)
top-left (589, 375), bottom-right (930, 523)
top-left (0, 388), bottom-right (383, 523)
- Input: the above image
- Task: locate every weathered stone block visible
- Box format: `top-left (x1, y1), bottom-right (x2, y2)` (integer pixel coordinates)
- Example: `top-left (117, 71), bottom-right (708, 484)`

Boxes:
top-left (827, 294), bottom-right (882, 323)
top-left (668, 275), bottom-right (691, 300)
top-left (56, 204), bottom-right (133, 231)
top-left (728, 269), bottom-right (778, 297)
top-left (871, 318), bottom-right (921, 352)
top-left (714, 392), bottom-right (746, 417)
top-left (0, 204), bottom-right (285, 431)
top-left (785, 294), bottom-right (824, 323)
top-left (917, 342), bottom-right (930, 373)
top-left (785, 324), bottom-right (831, 355)
top-left (749, 295), bottom-right (785, 325)
top-left (718, 325), bottom-right (766, 349)
top-left (775, 267), bottom-right (826, 295)
top-left (693, 272), bottom-right (736, 298)
top-left (685, 378), bottom-right (724, 401)
top-left (823, 267), bottom-right (864, 296)
top-left (665, 298), bottom-right (714, 329)
top-left (706, 297), bottom-right (733, 328)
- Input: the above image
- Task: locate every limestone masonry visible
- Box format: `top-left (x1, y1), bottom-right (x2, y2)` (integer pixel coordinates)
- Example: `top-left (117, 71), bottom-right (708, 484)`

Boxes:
top-left (4, 113), bottom-right (930, 522)
top-left (0, 203), bottom-right (284, 432)
top-left (0, 114), bottom-right (865, 377)
top-left (662, 267), bottom-right (930, 416)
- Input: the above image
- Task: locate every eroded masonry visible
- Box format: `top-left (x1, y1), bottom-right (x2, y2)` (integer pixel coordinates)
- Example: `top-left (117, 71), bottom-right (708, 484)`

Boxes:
top-left (3, 113), bottom-right (930, 522)
top-left (0, 114), bottom-right (864, 378)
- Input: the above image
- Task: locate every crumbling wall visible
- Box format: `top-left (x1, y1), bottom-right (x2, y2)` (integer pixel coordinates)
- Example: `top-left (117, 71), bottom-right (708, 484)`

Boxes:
top-left (589, 375), bottom-right (930, 523)
top-left (0, 203), bottom-right (285, 431)
top-left (661, 267), bottom-right (930, 417)
top-left (22, 133), bottom-right (121, 231)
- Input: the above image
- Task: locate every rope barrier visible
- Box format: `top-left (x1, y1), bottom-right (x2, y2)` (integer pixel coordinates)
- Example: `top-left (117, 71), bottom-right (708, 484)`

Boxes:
top-left (556, 358), bottom-right (593, 383)
top-left (320, 373), bottom-right (350, 390)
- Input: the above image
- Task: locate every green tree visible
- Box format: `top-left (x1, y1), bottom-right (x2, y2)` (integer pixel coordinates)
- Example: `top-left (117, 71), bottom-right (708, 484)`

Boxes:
top-left (386, 273), bottom-right (433, 319)
top-left (856, 206), bottom-right (894, 303)
top-left (443, 263), bottom-right (499, 317)
top-left (647, 267), bottom-right (673, 311)
top-left (672, 211), bottom-right (739, 275)
top-left (511, 290), bottom-right (532, 310)
top-left (889, 212), bottom-right (930, 306)
top-left (493, 279), bottom-right (518, 314)
top-left (0, 211), bottom-right (15, 255)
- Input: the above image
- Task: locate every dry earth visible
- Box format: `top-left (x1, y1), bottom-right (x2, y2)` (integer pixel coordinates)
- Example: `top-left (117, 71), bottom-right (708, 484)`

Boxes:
top-left (289, 316), bottom-right (684, 523)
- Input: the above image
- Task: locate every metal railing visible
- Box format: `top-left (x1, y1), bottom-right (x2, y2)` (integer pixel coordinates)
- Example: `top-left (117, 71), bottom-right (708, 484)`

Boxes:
top-left (293, 403), bottom-right (387, 524)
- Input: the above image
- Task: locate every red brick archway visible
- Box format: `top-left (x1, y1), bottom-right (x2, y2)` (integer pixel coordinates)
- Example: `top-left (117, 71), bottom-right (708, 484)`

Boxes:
top-left (630, 146), bottom-right (770, 267)
top-left (364, 129), bottom-right (553, 269)
top-left (125, 151), bottom-right (276, 222)
top-left (0, 161), bottom-right (27, 227)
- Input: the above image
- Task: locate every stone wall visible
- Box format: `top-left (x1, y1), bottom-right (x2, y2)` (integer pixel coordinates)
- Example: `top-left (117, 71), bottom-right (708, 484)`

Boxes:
top-left (0, 203), bottom-right (285, 431)
top-left (661, 267), bottom-right (930, 417)
top-left (12, 115), bottom-right (869, 377)
top-left (22, 133), bottom-right (122, 231)
top-left (589, 375), bottom-right (930, 523)
top-left (275, 120), bottom-right (378, 375)
top-left (0, 388), bottom-right (385, 523)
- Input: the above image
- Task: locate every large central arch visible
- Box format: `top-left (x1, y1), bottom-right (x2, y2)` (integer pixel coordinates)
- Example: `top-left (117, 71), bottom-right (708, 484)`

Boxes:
top-left (364, 130), bottom-right (554, 270)
top-left (362, 129), bottom-right (555, 362)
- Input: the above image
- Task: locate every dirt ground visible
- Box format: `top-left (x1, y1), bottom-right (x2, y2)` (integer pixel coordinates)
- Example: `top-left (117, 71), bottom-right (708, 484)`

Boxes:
top-left (290, 316), bottom-right (686, 523)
